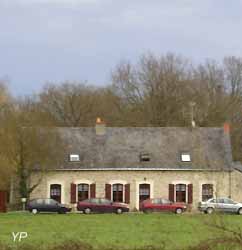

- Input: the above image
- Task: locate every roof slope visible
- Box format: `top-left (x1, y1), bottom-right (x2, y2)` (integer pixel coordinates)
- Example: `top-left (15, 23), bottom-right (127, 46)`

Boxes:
top-left (55, 127), bottom-right (233, 171)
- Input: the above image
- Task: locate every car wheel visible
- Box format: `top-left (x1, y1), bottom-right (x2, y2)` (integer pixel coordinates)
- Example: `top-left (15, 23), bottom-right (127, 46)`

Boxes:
top-left (84, 208), bottom-right (91, 214)
top-left (144, 209), bottom-right (152, 214)
top-left (206, 207), bottom-right (214, 214)
top-left (32, 209), bottom-right (38, 214)
top-left (175, 208), bottom-right (183, 214)
top-left (116, 208), bottom-right (123, 214)
top-left (238, 208), bottom-right (242, 215)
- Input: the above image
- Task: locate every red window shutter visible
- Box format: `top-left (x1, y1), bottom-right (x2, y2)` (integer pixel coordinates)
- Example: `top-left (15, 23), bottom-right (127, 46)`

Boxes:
top-left (125, 184), bottom-right (130, 204)
top-left (188, 184), bottom-right (193, 204)
top-left (0, 191), bottom-right (7, 213)
top-left (90, 183), bottom-right (96, 198)
top-left (70, 183), bottom-right (77, 203)
top-left (105, 184), bottom-right (111, 200)
top-left (169, 184), bottom-right (175, 202)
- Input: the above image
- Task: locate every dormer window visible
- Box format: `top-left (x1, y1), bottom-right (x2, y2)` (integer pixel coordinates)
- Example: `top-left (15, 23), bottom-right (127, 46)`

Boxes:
top-left (181, 153), bottom-right (191, 162)
top-left (69, 154), bottom-right (80, 162)
top-left (140, 153), bottom-right (150, 162)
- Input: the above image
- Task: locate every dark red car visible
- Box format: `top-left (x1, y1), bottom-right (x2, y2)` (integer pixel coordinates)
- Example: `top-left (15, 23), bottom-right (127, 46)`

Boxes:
top-left (141, 198), bottom-right (187, 214)
top-left (77, 198), bottom-right (129, 214)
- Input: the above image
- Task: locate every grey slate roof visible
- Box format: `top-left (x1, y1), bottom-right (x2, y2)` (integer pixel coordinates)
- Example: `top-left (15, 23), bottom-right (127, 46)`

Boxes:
top-left (55, 127), bottom-right (233, 171)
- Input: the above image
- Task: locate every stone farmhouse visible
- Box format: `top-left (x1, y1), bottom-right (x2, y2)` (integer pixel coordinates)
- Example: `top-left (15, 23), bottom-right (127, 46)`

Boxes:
top-left (26, 119), bottom-right (242, 211)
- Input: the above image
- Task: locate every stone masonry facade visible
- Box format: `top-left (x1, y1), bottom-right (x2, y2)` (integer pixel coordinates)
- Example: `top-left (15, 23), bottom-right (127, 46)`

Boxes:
top-left (29, 169), bottom-right (239, 211)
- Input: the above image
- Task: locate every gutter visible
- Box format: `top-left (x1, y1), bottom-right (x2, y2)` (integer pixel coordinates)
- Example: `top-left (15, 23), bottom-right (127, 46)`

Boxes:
top-left (46, 168), bottom-right (230, 172)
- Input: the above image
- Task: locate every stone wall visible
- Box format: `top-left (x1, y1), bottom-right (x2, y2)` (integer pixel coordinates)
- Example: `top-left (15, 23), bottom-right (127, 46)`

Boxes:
top-left (29, 170), bottom-right (236, 211)
top-left (231, 170), bottom-right (242, 202)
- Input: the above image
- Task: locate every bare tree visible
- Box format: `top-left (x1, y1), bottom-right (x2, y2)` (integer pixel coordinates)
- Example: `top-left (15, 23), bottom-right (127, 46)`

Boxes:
top-left (112, 53), bottom-right (196, 126)
top-left (38, 82), bottom-right (97, 127)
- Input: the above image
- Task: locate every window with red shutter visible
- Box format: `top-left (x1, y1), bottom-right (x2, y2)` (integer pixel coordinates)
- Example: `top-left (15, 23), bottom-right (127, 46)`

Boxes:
top-left (112, 184), bottom-right (123, 202)
top-left (188, 184), bottom-right (193, 204)
top-left (176, 184), bottom-right (186, 202)
top-left (105, 184), bottom-right (111, 200)
top-left (125, 184), bottom-right (130, 204)
top-left (70, 183), bottom-right (76, 203)
top-left (0, 191), bottom-right (7, 213)
top-left (169, 184), bottom-right (175, 202)
top-left (90, 183), bottom-right (96, 198)
top-left (78, 184), bottom-right (89, 201)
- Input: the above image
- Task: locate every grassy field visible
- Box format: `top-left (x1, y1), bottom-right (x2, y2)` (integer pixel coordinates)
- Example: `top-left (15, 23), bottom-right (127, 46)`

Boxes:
top-left (0, 212), bottom-right (242, 250)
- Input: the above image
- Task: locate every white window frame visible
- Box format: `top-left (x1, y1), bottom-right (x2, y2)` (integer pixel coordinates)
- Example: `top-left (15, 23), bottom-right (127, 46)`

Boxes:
top-left (136, 180), bottom-right (154, 210)
top-left (74, 180), bottom-right (93, 201)
top-left (112, 184), bottom-right (125, 203)
top-left (77, 183), bottom-right (90, 201)
top-left (69, 154), bottom-right (80, 162)
top-left (47, 181), bottom-right (65, 204)
top-left (181, 153), bottom-right (191, 162)
top-left (172, 181), bottom-right (191, 203)
top-left (199, 181), bottom-right (216, 202)
top-left (109, 180), bottom-right (127, 202)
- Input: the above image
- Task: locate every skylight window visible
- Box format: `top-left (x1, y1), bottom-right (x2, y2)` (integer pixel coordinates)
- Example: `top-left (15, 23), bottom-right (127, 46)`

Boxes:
top-left (181, 153), bottom-right (191, 162)
top-left (69, 154), bottom-right (80, 162)
top-left (140, 153), bottom-right (150, 162)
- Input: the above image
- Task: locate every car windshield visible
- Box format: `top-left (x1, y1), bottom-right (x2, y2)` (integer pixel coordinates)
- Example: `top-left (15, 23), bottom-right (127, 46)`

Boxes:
top-left (36, 199), bottom-right (44, 204)
top-left (81, 199), bottom-right (90, 203)
top-left (161, 199), bottom-right (171, 204)
top-left (209, 198), bottom-right (236, 204)
top-left (152, 199), bottom-right (161, 204)
top-left (45, 199), bottom-right (58, 205)
top-left (90, 199), bottom-right (99, 204)
top-left (223, 198), bottom-right (235, 204)
top-left (99, 198), bottom-right (111, 204)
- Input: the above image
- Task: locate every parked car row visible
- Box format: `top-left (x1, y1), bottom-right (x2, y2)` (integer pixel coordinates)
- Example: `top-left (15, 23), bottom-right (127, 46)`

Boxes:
top-left (27, 197), bottom-right (187, 215)
top-left (27, 197), bottom-right (242, 215)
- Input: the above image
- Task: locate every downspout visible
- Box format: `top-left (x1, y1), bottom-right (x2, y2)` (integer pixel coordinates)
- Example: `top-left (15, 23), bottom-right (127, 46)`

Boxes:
top-left (9, 176), bottom-right (14, 204)
top-left (229, 163), bottom-right (232, 198)
top-left (223, 123), bottom-right (232, 198)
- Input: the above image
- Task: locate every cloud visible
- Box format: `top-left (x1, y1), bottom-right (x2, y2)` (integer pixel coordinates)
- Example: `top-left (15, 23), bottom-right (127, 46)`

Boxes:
top-left (1, 0), bottom-right (242, 96)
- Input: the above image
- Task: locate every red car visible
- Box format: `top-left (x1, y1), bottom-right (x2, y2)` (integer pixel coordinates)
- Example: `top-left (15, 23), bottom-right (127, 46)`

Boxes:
top-left (77, 198), bottom-right (129, 214)
top-left (141, 198), bottom-right (187, 214)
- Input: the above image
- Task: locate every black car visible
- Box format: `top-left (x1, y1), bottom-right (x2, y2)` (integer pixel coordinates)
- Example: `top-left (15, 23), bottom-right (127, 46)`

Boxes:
top-left (27, 198), bottom-right (72, 214)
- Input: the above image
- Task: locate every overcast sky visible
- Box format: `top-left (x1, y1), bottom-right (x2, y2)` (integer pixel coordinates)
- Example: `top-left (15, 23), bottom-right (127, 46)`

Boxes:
top-left (0, 0), bottom-right (242, 96)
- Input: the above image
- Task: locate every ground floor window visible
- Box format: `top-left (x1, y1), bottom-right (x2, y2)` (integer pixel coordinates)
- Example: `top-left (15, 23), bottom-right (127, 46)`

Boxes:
top-left (176, 184), bottom-right (186, 202)
top-left (202, 184), bottom-right (213, 201)
top-left (78, 184), bottom-right (89, 201)
top-left (112, 184), bottom-right (123, 202)
top-left (50, 184), bottom-right (61, 203)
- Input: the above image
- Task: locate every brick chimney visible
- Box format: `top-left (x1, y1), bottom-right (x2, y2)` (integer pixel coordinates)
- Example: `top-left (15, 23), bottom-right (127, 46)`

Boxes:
top-left (224, 122), bottom-right (230, 134)
top-left (95, 117), bottom-right (106, 135)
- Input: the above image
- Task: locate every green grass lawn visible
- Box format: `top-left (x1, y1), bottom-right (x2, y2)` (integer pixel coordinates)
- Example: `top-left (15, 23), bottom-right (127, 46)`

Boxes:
top-left (0, 212), bottom-right (242, 250)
